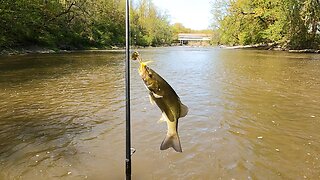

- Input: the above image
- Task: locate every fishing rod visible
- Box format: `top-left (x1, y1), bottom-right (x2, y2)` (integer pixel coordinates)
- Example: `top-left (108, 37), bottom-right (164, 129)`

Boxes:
top-left (125, 0), bottom-right (135, 179)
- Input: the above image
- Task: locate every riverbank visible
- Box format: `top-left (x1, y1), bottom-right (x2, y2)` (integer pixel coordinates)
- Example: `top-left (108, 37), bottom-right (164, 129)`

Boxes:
top-left (2, 44), bottom-right (320, 56)
top-left (221, 43), bottom-right (320, 53)
top-left (0, 45), bottom-right (178, 56)
top-left (0, 45), bottom-right (127, 56)
top-left (0, 46), bottom-right (57, 56)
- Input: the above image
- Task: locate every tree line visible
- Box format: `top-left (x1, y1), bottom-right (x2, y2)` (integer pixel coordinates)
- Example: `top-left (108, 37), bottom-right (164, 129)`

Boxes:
top-left (212, 0), bottom-right (320, 49)
top-left (0, 0), bottom-right (176, 50)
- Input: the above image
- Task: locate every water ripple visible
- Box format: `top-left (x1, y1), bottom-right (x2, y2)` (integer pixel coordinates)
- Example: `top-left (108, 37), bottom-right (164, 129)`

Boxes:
top-left (0, 48), bottom-right (320, 179)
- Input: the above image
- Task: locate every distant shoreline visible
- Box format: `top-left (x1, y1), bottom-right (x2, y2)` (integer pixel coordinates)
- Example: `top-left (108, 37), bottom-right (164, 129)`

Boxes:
top-left (0, 45), bottom-right (128, 56)
top-left (1, 44), bottom-right (320, 56)
top-left (0, 45), bottom-right (176, 56)
top-left (220, 43), bottom-right (320, 53)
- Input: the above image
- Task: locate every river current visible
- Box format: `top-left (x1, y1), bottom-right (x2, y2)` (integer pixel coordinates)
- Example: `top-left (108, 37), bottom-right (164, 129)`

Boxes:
top-left (0, 47), bottom-right (319, 179)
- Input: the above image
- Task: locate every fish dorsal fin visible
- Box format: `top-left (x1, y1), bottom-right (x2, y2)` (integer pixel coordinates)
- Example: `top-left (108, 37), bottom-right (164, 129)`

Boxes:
top-left (180, 103), bottom-right (188, 118)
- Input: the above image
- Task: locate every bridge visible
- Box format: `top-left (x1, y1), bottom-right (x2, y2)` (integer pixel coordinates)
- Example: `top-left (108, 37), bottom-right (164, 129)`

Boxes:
top-left (178, 33), bottom-right (211, 45)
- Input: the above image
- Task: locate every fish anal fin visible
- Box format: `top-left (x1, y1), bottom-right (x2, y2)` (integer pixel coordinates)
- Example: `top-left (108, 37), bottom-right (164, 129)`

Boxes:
top-left (143, 84), bottom-right (149, 91)
top-left (157, 112), bottom-right (168, 123)
top-left (180, 103), bottom-right (188, 118)
top-left (160, 134), bottom-right (182, 152)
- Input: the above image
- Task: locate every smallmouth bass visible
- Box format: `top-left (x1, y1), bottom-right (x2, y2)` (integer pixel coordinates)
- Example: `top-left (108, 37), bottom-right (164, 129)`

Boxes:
top-left (135, 54), bottom-right (188, 152)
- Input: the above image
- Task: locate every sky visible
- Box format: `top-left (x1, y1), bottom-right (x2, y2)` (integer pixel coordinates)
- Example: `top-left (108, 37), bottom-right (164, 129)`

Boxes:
top-left (152, 0), bottom-right (212, 30)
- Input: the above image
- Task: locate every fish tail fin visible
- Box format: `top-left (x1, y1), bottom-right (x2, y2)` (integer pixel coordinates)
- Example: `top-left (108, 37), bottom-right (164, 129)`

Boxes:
top-left (160, 134), bottom-right (182, 152)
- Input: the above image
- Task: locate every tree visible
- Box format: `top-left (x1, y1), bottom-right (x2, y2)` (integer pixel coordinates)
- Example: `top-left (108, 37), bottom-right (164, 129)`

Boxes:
top-left (130, 0), bottom-right (173, 46)
top-left (211, 0), bottom-right (320, 49)
top-left (0, 0), bottom-right (173, 49)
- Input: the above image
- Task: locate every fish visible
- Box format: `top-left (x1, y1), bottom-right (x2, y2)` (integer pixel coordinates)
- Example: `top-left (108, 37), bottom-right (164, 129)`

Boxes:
top-left (138, 61), bottom-right (188, 152)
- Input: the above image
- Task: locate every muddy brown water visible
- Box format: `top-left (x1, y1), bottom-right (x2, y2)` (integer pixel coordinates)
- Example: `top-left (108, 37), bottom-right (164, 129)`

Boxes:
top-left (0, 47), bottom-right (319, 179)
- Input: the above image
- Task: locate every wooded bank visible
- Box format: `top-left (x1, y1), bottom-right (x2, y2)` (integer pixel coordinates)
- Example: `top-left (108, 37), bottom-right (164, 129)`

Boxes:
top-left (211, 0), bottom-right (320, 50)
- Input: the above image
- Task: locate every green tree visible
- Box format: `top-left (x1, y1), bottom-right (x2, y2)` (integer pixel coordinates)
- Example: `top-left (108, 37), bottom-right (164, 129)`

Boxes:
top-left (211, 0), bottom-right (320, 49)
top-left (0, 0), bottom-right (173, 50)
top-left (130, 0), bottom-right (173, 46)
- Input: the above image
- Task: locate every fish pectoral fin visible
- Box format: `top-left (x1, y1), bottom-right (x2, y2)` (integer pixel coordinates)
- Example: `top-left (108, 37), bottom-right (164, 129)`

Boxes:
top-left (157, 112), bottom-right (168, 123)
top-left (149, 94), bottom-right (155, 105)
top-left (180, 103), bottom-right (189, 118)
top-left (143, 84), bottom-right (150, 91)
top-left (160, 134), bottom-right (182, 153)
top-left (152, 92), bottom-right (163, 98)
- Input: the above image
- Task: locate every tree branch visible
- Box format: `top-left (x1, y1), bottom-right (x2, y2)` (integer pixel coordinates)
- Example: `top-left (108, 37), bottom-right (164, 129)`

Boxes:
top-left (240, 11), bottom-right (267, 24)
top-left (240, 11), bottom-right (255, 15)
top-left (48, 2), bottom-right (76, 22)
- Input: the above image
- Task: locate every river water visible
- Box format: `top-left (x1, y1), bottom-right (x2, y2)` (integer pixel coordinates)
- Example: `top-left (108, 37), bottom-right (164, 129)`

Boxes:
top-left (0, 47), bottom-right (319, 179)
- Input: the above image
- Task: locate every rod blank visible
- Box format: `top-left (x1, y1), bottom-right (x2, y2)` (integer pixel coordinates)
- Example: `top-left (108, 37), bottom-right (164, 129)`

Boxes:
top-left (125, 0), bottom-right (131, 179)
